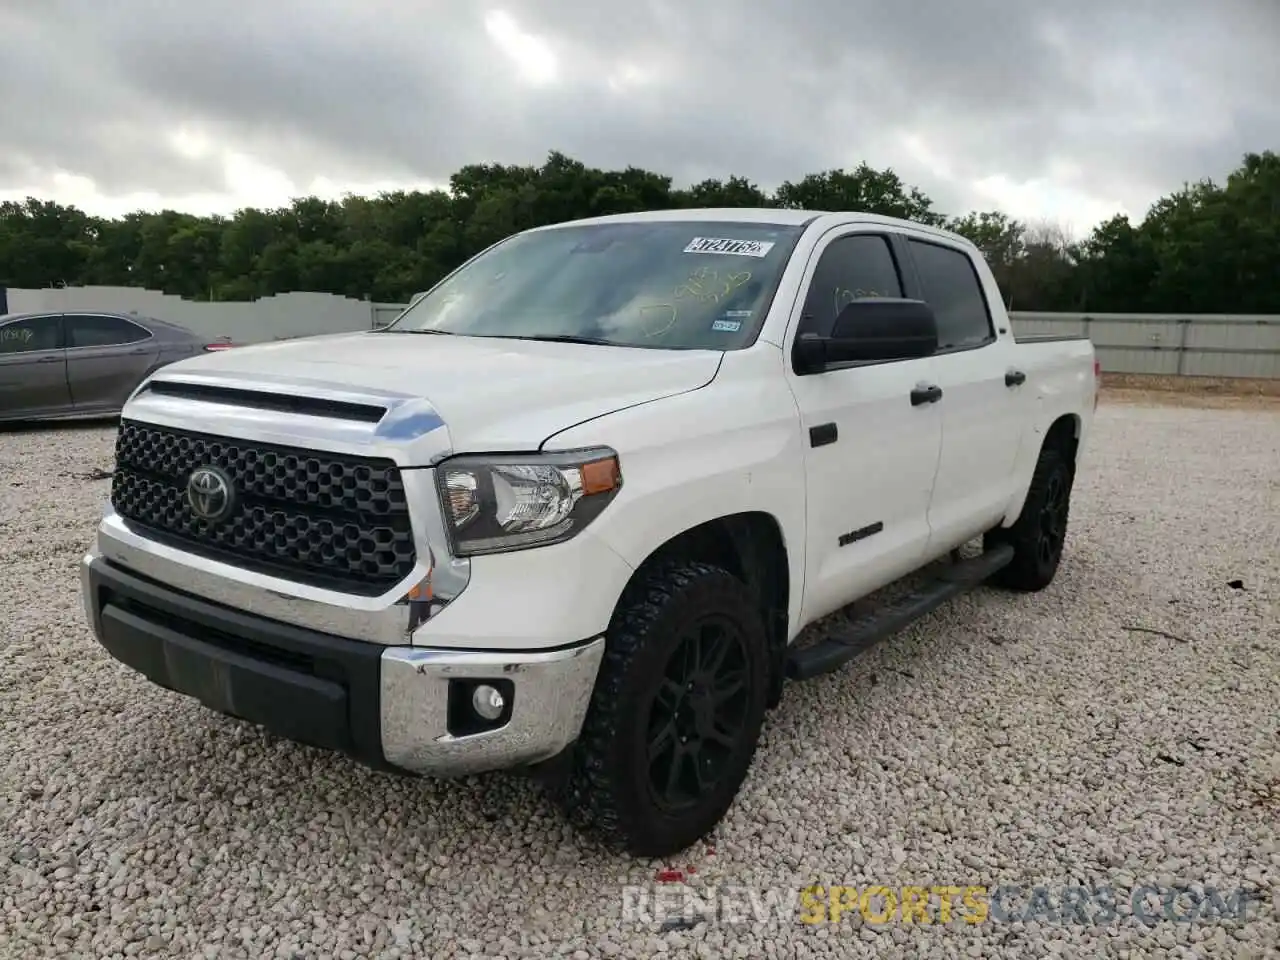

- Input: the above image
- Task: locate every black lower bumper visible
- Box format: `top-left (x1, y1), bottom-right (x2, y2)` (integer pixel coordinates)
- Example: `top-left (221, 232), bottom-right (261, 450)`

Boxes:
top-left (85, 558), bottom-right (395, 771)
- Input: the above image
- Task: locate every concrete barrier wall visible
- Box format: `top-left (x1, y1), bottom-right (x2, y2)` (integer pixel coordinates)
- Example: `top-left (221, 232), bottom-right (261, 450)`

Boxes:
top-left (2, 285), bottom-right (403, 345)
top-left (4, 286), bottom-right (1277, 377)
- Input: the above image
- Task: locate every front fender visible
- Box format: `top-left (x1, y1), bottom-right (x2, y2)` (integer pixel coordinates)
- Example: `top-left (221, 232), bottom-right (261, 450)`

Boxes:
top-left (543, 346), bottom-right (809, 639)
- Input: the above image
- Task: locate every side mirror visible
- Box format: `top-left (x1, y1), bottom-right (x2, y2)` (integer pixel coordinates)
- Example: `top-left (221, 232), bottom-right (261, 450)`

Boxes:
top-left (794, 298), bottom-right (938, 373)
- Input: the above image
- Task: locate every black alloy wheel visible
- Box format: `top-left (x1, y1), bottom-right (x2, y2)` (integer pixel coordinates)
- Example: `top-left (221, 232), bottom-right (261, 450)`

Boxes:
top-left (645, 615), bottom-right (752, 814)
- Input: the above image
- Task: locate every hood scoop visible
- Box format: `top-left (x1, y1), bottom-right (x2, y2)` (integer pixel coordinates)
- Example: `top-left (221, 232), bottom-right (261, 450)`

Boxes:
top-left (144, 379), bottom-right (388, 423)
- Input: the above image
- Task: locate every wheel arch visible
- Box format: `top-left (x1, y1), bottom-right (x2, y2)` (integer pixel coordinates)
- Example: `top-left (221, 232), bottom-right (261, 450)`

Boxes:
top-left (610, 511), bottom-right (792, 708)
top-left (1000, 412), bottom-right (1081, 526)
top-left (1044, 413), bottom-right (1081, 465)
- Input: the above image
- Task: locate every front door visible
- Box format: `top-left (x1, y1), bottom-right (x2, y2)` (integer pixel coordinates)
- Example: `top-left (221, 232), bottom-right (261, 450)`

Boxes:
top-left (783, 230), bottom-right (944, 625)
top-left (0, 314), bottom-right (70, 419)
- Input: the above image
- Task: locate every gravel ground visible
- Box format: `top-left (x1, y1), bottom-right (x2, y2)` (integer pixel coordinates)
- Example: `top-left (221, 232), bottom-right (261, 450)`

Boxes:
top-left (1, 401), bottom-right (1277, 960)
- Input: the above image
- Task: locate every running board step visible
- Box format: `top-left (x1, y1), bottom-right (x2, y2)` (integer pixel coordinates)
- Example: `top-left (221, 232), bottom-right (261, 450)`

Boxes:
top-left (785, 543), bottom-right (1015, 682)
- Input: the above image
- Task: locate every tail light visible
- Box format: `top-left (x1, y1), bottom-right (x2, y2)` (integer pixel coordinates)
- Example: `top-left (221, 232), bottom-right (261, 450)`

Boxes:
top-left (1093, 358), bottom-right (1101, 409)
top-left (203, 342), bottom-right (236, 352)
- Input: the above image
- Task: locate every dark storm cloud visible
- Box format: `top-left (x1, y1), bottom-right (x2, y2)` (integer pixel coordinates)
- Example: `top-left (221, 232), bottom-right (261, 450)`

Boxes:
top-left (1, 0), bottom-right (1276, 222)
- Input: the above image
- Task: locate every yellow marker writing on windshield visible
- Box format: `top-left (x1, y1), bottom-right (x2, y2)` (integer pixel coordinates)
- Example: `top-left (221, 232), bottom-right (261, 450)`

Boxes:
top-left (676, 268), bottom-right (753, 304)
top-left (638, 303), bottom-right (677, 337)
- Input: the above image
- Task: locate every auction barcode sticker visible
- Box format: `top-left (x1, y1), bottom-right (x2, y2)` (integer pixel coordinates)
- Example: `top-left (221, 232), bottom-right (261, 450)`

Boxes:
top-left (683, 237), bottom-right (776, 258)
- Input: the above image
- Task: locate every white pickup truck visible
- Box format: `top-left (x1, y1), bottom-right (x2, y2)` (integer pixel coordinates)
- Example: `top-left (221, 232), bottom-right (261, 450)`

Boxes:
top-left (81, 209), bottom-right (1097, 857)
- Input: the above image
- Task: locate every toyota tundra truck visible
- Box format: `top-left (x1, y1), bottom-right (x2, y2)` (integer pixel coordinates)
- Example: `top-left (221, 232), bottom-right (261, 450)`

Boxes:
top-left (81, 208), bottom-right (1098, 857)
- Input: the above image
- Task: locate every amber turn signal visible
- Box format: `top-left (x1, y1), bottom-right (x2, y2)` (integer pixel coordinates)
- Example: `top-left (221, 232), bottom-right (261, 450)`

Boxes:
top-left (580, 455), bottom-right (621, 496)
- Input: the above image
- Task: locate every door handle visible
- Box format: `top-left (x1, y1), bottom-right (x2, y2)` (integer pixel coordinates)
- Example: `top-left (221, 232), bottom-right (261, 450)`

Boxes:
top-left (127, 349), bottom-right (148, 355)
top-left (910, 384), bottom-right (943, 406)
top-left (37, 356), bottom-right (62, 363)
top-left (1005, 369), bottom-right (1027, 387)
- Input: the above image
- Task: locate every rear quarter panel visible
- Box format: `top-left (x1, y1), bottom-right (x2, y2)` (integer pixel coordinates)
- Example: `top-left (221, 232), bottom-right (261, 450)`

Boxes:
top-left (146, 325), bottom-right (206, 379)
top-left (999, 337), bottom-right (1097, 525)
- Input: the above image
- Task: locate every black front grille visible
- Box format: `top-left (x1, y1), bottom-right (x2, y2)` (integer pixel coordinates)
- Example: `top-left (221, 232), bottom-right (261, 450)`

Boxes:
top-left (111, 420), bottom-right (417, 595)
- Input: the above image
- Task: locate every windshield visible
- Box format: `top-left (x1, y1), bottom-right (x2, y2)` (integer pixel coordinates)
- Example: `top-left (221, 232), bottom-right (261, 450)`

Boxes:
top-left (383, 220), bottom-right (805, 350)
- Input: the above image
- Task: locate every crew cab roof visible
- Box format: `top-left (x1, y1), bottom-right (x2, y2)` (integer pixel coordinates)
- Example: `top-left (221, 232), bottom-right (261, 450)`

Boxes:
top-left (524, 206), bottom-right (978, 249)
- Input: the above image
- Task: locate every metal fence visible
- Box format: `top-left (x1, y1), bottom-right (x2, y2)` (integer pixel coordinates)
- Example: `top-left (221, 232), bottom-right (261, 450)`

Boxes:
top-left (1008, 313), bottom-right (1279, 379)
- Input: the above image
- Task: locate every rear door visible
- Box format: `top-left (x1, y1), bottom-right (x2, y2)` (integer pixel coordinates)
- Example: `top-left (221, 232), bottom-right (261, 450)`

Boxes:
top-left (65, 313), bottom-right (160, 411)
top-left (902, 239), bottom-right (1025, 554)
top-left (0, 314), bottom-right (70, 419)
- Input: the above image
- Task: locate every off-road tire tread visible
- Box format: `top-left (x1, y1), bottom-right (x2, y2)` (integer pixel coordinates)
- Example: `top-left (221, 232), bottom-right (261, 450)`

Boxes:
top-left (985, 444), bottom-right (1073, 591)
top-left (555, 559), bottom-right (766, 857)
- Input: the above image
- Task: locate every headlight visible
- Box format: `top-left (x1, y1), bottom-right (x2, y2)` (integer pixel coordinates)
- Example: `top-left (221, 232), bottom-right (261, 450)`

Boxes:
top-left (435, 447), bottom-right (622, 556)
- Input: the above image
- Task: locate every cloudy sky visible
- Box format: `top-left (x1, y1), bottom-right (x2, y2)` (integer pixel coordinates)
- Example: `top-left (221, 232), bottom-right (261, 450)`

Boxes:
top-left (1, 0), bottom-right (1276, 235)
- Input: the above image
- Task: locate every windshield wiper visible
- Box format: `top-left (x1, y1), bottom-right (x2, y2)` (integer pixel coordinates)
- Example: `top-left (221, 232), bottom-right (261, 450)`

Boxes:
top-left (487, 334), bottom-right (617, 346)
top-left (379, 328), bottom-right (454, 335)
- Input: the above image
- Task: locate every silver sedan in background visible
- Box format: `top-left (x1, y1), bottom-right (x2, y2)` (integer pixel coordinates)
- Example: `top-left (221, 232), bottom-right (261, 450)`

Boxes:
top-left (0, 310), bottom-right (234, 423)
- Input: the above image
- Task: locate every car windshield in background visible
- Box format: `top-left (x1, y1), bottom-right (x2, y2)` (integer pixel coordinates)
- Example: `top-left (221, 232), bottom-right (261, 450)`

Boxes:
top-left (383, 220), bottom-right (806, 350)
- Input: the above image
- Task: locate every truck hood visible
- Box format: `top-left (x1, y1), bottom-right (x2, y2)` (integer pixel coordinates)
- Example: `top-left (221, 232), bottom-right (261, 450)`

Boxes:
top-left (143, 331), bottom-right (723, 453)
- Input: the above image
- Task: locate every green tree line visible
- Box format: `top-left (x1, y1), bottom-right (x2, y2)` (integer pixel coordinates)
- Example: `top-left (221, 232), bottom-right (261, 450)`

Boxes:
top-left (2, 149), bottom-right (1277, 313)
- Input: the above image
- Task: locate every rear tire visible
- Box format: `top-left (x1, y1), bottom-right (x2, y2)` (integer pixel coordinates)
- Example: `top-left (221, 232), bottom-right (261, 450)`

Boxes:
top-left (984, 444), bottom-right (1074, 591)
top-left (556, 560), bottom-right (769, 858)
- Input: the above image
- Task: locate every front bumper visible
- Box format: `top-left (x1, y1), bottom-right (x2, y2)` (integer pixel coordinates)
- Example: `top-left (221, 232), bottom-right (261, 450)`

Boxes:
top-left (81, 551), bottom-right (605, 777)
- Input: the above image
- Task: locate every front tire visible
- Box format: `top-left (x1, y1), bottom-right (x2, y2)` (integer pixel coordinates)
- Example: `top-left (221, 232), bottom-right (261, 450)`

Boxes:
top-left (985, 443), bottom-right (1074, 591)
top-left (558, 560), bottom-right (769, 858)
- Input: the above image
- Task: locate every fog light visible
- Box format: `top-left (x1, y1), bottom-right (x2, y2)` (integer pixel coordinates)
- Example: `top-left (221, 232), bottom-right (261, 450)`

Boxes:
top-left (471, 684), bottom-right (505, 721)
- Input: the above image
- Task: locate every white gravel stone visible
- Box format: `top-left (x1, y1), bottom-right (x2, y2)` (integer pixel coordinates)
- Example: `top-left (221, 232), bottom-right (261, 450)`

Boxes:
top-left (1, 401), bottom-right (1277, 959)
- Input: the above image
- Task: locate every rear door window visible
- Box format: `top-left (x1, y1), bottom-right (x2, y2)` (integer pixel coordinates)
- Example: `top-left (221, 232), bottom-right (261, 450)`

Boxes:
top-left (66, 314), bottom-right (150, 348)
top-left (907, 240), bottom-right (994, 350)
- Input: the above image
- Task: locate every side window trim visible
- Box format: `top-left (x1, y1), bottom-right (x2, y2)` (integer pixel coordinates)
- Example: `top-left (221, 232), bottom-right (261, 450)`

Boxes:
top-left (64, 313), bottom-right (154, 350)
top-left (887, 234), bottom-right (924, 300)
top-left (789, 228), bottom-right (927, 376)
top-left (0, 313), bottom-right (65, 354)
top-left (902, 237), bottom-right (997, 355)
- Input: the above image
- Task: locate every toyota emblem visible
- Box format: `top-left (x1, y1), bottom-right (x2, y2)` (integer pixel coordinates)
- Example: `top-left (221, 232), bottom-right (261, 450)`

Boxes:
top-left (186, 465), bottom-right (235, 522)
